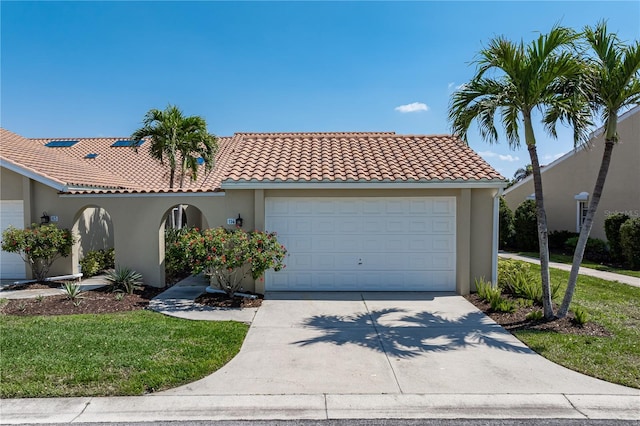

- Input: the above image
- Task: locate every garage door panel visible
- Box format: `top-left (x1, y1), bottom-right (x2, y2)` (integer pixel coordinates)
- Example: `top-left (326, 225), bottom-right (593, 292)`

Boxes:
top-left (265, 197), bottom-right (456, 291)
top-left (432, 218), bottom-right (455, 233)
top-left (433, 199), bottom-right (455, 215)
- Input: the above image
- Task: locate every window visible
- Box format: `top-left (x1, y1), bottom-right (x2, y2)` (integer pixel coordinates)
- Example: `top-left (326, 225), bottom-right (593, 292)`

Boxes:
top-left (574, 192), bottom-right (589, 232)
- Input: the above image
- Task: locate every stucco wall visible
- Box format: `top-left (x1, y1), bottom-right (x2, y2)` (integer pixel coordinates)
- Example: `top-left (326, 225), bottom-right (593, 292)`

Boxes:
top-left (14, 181), bottom-right (498, 293)
top-left (504, 110), bottom-right (640, 240)
top-left (26, 182), bottom-right (254, 286)
top-left (0, 168), bottom-right (24, 200)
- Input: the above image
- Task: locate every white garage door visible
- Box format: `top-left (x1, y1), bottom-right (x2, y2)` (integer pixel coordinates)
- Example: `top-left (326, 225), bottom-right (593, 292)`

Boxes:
top-left (265, 197), bottom-right (456, 291)
top-left (0, 200), bottom-right (26, 279)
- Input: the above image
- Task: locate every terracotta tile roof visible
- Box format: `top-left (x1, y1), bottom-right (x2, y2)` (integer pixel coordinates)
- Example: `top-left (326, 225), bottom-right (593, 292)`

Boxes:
top-left (1, 129), bottom-right (504, 194)
top-left (28, 135), bottom-right (231, 193)
top-left (0, 129), bottom-right (137, 190)
top-left (222, 133), bottom-right (504, 184)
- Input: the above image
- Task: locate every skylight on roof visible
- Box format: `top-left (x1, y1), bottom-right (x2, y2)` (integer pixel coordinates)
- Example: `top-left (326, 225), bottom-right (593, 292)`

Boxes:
top-left (111, 140), bottom-right (144, 147)
top-left (45, 140), bottom-right (79, 148)
top-left (85, 153), bottom-right (99, 159)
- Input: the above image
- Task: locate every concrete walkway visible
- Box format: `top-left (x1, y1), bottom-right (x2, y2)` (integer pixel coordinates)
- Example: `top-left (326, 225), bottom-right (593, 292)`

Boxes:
top-left (148, 275), bottom-right (257, 323)
top-left (499, 252), bottom-right (640, 288)
top-left (0, 275), bottom-right (109, 299)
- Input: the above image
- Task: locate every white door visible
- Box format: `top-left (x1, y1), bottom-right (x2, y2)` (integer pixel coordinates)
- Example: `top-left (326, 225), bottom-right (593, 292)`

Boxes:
top-left (0, 200), bottom-right (26, 279)
top-left (265, 197), bottom-right (456, 291)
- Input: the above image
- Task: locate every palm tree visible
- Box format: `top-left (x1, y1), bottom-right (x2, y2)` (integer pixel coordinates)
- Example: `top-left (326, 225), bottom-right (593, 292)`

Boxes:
top-left (513, 164), bottom-right (533, 183)
top-left (131, 104), bottom-right (218, 227)
top-left (557, 22), bottom-right (640, 318)
top-left (131, 104), bottom-right (218, 189)
top-left (449, 26), bottom-right (591, 319)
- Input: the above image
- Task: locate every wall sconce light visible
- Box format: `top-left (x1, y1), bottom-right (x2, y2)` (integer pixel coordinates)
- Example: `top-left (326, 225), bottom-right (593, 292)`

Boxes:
top-left (40, 212), bottom-right (50, 224)
top-left (236, 214), bottom-right (243, 228)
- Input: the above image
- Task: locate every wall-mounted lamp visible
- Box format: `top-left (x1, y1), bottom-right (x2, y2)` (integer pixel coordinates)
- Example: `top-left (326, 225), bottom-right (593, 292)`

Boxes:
top-left (235, 214), bottom-right (243, 228)
top-left (40, 212), bottom-right (50, 224)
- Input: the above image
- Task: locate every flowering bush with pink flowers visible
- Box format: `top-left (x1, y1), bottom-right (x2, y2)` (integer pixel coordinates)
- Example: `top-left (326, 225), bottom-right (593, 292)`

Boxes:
top-left (1, 224), bottom-right (75, 281)
top-left (165, 227), bottom-right (287, 296)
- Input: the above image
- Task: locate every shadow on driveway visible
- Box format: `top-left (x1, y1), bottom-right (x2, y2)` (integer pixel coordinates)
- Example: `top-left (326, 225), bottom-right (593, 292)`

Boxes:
top-left (294, 308), bottom-right (531, 358)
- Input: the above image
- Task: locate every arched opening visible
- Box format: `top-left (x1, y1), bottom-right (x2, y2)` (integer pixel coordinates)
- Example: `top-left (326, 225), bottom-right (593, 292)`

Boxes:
top-left (159, 204), bottom-right (209, 286)
top-left (72, 205), bottom-right (114, 276)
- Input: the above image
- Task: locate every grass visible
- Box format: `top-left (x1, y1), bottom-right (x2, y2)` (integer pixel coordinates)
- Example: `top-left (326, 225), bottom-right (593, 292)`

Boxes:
top-left (0, 310), bottom-right (248, 398)
top-left (511, 262), bottom-right (640, 389)
top-left (517, 251), bottom-right (640, 279)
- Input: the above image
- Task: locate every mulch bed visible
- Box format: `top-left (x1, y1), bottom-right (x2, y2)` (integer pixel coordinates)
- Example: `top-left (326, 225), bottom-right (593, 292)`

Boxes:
top-left (465, 293), bottom-right (611, 337)
top-left (195, 292), bottom-right (263, 309)
top-left (0, 286), bottom-right (164, 316)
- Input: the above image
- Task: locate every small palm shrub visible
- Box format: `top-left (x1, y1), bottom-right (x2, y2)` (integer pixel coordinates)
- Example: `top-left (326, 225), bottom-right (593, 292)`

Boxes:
top-left (572, 306), bottom-right (590, 326)
top-left (105, 266), bottom-right (143, 294)
top-left (526, 310), bottom-right (544, 321)
top-left (498, 259), bottom-right (561, 304)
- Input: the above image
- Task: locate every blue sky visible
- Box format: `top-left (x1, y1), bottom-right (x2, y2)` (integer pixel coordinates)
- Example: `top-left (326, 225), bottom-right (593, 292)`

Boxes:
top-left (2, 1), bottom-right (639, 179)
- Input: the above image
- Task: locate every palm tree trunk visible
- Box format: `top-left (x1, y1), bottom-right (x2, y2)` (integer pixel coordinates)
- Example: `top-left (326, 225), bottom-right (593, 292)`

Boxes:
top-left (557, 137), bottom-right (616, 318)
top-left (524, 114), bottom-right (554, 319)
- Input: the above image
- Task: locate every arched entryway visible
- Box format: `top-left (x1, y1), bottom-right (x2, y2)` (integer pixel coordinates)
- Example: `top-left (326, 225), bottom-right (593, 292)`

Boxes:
top-left (72, 205), bottom-right (114, 275)
top-left (159, 204), bottom-right (209, 286)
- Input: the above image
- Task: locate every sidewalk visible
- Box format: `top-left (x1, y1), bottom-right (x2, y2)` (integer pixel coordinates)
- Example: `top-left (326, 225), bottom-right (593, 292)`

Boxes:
top-left (1, 393), bottom-right (638, 422)
top-left (499, 252), bottom-right (640, 288)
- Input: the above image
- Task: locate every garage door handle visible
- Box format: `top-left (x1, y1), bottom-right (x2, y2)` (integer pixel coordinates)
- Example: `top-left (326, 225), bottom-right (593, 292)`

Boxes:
top-left (358, 258), bottom-right (363, 265)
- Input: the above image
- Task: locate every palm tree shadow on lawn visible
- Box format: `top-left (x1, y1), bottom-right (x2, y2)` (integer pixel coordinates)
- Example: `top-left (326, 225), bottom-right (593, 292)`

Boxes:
top-left (294, 308), bottom-right (532, 359)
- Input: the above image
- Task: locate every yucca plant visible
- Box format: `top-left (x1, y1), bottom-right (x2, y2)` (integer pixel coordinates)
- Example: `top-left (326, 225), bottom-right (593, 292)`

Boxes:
top-left (61, 281), bottom-right (83, 301)
top-left (105, 266), bottom-right (143, 295)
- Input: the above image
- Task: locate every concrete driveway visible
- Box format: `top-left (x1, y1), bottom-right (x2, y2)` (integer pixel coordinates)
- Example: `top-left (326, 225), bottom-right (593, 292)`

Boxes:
top-left (163, 292), bottom-right (637, 396)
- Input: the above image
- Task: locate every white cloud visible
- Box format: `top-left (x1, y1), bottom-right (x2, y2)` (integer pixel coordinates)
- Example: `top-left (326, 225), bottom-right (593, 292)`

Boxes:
top-left (395, 102), bottom-right (429, 113)
top-left (498, 154), bottom-right (520, 162)
top-left (478, 151), bottom-right (519, 162)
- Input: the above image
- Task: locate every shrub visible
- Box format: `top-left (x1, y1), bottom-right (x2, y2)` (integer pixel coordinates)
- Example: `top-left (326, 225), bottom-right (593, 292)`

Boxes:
top-left (573, 306), bottom-right (590, 326)
top-left (605, 213), bottom-right (631, 263)
top-left (1, 224), bottom-right (75, 282)
top-left (80, 248), bottom-right (116, 277)
top-left (105, 266), bottom-right (143, 294)
top-left (526, 310), bottom-right (544, 321)
top-left (513, 200), bottom-right (539, 251)
top-left (61, 281), bottom-right (83, 301)
top-left (498, 258), bottom-right (561, 304)
top-left (564, 236), bottom-right (610, 263)
top-left (620, 218), bottom-right (640, 270)
top-left (164, 227), bottom-right (200, 283)
top-left (189, 227), bottom-right (287, 297)
top-left (499, 197), bottom-right (515, 249)
top-left (474, 277), bottom-right (495, 300)
top-left (491, 296), bottom-right (516, 313)
top-left (548, 230), bottom-right (578, 252)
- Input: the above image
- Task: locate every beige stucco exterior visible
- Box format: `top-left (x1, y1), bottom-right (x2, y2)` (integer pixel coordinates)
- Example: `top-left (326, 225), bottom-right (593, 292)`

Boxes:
top-left (1, 169), bottom-right (501, 294)
top-left (504, 107), bottom-right (640, 241)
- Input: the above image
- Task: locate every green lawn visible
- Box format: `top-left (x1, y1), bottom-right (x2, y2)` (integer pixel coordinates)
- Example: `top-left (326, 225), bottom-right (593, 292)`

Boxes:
top-left (0, 310), bottom-right (248, 398)
top-left (517, 251), bottom-right (640, 279)
top-left (512, 263), bottom-right (640, 389)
